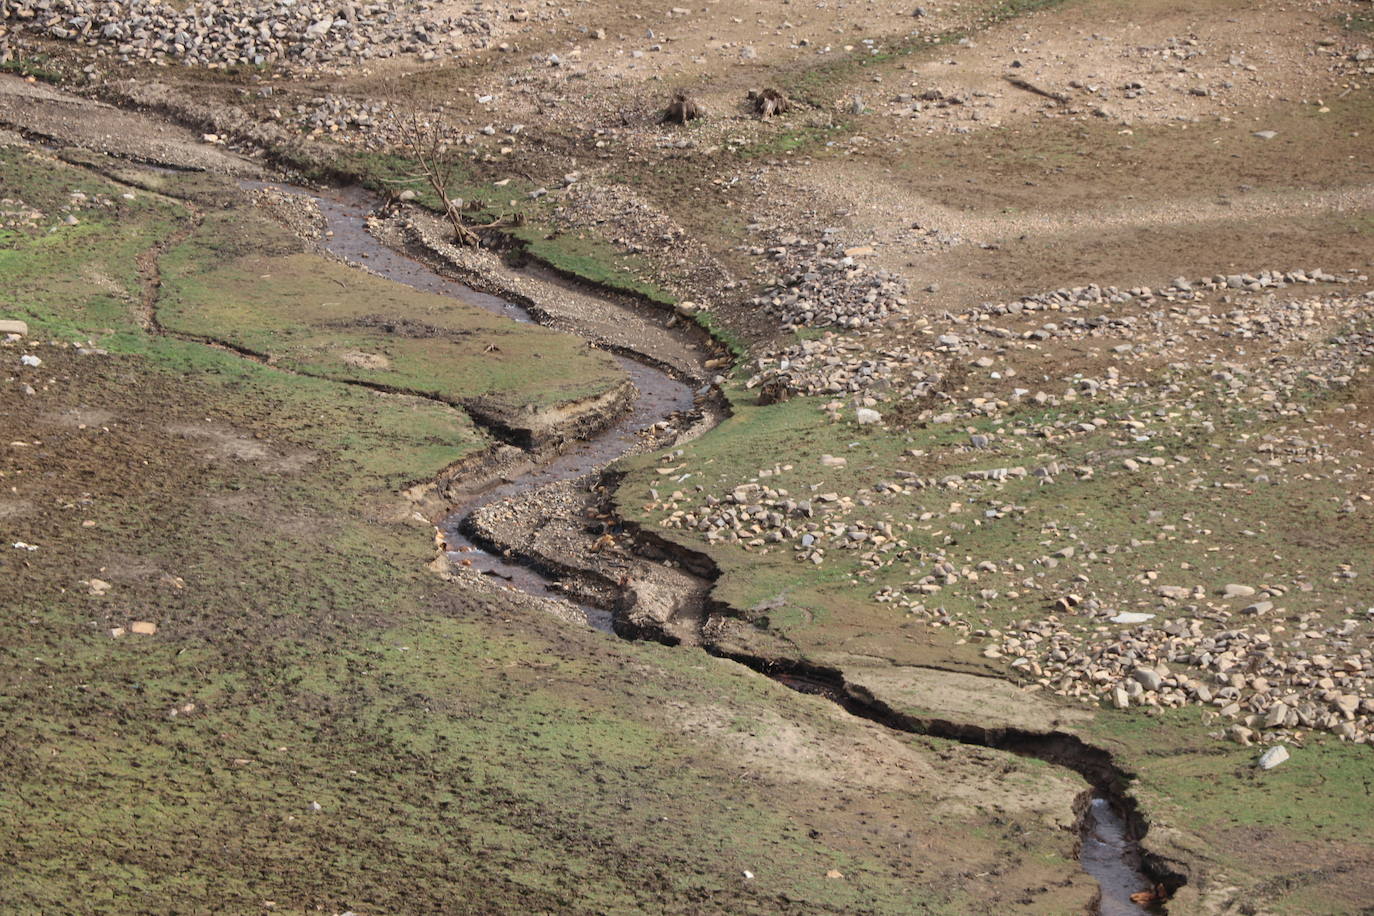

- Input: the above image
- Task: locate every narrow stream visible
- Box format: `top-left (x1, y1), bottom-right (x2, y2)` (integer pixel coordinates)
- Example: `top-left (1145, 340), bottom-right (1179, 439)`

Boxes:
top-left (1083, 797), bottom-right (1155, 914)
top-left (271, 180), bottom-right (1158, 914)
top-left (259, 183), bottom-right (698, 630)
top-left (431, 353), bottom-right (694, 634)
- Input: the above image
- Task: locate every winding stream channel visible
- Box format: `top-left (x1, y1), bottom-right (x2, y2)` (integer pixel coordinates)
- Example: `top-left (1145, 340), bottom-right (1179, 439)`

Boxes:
top-left (288, 181), bottom-right (1159, 913)
top-left (299, 186), bottom-right (697, 631)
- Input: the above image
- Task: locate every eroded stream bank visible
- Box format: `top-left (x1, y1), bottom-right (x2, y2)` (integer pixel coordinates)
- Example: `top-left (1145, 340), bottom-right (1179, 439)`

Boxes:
top-left (291, 179), bottom-right (1166, 913)
top-left (290, 184), bottom-right (701, 629)
top-left (721, 657), bottom-right (1167, 913)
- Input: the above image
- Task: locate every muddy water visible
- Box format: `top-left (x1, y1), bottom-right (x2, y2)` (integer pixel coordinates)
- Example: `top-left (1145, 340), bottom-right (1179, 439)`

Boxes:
top-left (275, 181), bottom-right (1153, 915)
top-left (429, 352), bottom-right (694, 633)
top-left (1082, 797), bottom-right (1155, 914)
top-left (286, 185), bottom-right (696, 629)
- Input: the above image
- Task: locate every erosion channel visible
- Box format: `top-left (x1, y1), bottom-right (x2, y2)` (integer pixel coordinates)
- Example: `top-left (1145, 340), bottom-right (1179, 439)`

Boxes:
top-left (295, 181), bottom-right (1162, 914)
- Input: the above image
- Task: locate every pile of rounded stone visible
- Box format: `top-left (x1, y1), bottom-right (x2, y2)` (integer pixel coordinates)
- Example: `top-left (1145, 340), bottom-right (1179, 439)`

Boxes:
top-left (654, 480), bottom-right (914, 567)
top-left (750, 235), bottom-right (908, 330)
top-left (878, 588), bottom-right (1374, 746)
top-left (746, 333), bottom-right (942, 400)
top-left (1025, 611), bottom-right (1373, 746)
top-left (0, 0), bottom-right (494, 69)
top-left (745, 269), bottom-right (1367, 408)
top-left (968, 269), bottom-right (1350, 315)
top-left (251, 186), bottom-right (326, 239)
top-left (291, 94), bottom-right (389, 135)
top-left (2, 186), bottom-right (118, 234)
top-left (0, 196), bottom-right (45, 230)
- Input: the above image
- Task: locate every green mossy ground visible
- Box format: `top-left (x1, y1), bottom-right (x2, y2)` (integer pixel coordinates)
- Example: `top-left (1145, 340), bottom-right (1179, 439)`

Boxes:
top-left (616, 365), bottom-right (1374, 909)
top-left (157, 194), bottom-right (624, 413)
top-left (1, 145), bottom-right (1087, 914)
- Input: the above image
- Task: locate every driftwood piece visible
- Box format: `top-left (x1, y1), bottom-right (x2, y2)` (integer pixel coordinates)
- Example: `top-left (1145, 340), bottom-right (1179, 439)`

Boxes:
top-left (1002, 75), bottom-right (1070, 105)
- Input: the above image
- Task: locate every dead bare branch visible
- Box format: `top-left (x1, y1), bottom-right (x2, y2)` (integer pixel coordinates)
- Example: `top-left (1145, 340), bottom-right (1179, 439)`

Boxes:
top-left (395, 114), bottom-right (480, 247)
top-left (1002, 75), bottom-right (1069, 105)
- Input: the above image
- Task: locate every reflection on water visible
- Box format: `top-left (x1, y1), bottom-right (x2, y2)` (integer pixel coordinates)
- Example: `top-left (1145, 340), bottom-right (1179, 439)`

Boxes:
top-left (283, 183), bottom-right (695, 632)
top-left (1081, 796), bottom-right (1152, 915)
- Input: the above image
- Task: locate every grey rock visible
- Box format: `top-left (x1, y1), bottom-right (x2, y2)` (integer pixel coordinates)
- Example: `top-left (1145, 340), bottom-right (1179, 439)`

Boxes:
top-left (1132, 667), bottom-right (1163, 692)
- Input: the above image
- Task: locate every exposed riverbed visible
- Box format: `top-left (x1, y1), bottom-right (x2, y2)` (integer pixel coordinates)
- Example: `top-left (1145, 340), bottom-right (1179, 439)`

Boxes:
top-left (299, 186), bottom-right (697, 629)
top-left (292, 181), bottom-right (1158, 915)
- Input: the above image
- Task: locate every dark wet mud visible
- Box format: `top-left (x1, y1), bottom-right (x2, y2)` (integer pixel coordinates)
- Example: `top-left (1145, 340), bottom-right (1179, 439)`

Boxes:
top-left (288, 181), bottom-right (1156, 914)
top-left (295, 185), bottom-right (696, 629)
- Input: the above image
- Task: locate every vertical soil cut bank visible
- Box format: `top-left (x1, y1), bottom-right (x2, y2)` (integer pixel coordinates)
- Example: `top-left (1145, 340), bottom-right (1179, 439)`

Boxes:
top-left (700, 650), bottom-right (1178, 912)
top-left (293, 178), bottom-right (1174, 914)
